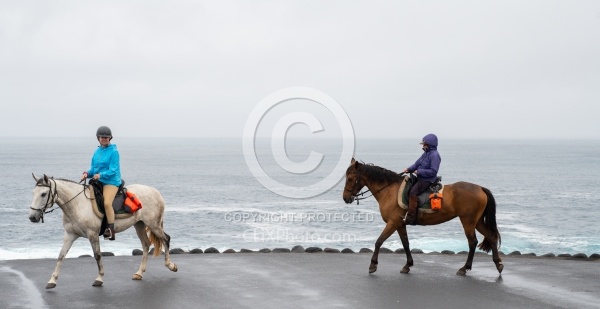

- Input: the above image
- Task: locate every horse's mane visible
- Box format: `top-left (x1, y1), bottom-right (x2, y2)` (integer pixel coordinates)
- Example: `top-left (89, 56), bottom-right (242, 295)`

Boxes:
top-left (37, 176), bottom-right (81, 186)
top-left (357, 162), bottom-right (404, 184)
top-left (55, 178), bottom-right (81, 184)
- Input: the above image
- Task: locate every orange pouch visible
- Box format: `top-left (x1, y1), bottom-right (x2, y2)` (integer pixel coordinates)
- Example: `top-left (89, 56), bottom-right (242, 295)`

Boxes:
top-left (124, 191), bottom-right (143, 213)
top-left (429, 193), bottom-right (443, 211)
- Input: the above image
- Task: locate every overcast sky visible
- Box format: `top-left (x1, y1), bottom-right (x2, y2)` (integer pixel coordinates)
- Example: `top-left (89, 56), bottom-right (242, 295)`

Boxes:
top-left (1, 1), bottom-right (599, 140)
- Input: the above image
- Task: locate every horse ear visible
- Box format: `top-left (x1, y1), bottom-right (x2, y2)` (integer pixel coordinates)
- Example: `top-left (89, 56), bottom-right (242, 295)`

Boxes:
top-left (32, 173), bottom-right (38, 182)
top-left (351, 157), bottom-right (356, 165)
top-left (43, 174), bottom-right (48, 183)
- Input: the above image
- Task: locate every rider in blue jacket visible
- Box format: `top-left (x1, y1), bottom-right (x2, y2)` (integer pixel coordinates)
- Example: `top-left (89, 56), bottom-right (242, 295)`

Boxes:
top-left (402, 133), bottom-right (441, 225)
top-left (81, 126), bottom-right (122, 240)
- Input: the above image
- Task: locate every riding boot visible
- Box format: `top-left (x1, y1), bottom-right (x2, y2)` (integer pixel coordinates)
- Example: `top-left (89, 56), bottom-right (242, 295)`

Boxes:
top-left (103, 223), bottom-right (115, 241)
top-left (404, 196), bottom-right (419, 225)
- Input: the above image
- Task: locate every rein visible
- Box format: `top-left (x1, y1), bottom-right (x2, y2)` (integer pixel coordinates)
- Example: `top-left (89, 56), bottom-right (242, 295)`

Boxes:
top-left (345, 170), bottom-right (405, 205)
top-left (31, 178), bottom-right (90, 223)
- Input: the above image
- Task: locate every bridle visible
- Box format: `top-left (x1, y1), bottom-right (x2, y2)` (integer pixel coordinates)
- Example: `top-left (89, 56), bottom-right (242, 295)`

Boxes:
top-left (30, 177), bottom-right (89, 223)
top-left (344, 168), bottom-right (399, 205)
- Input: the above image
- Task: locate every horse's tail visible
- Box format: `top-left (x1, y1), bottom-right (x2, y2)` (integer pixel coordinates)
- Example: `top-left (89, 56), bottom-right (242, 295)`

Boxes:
top-left (478, 187), bottom-right (501, 253)
top-left (147, 225), bottom-right (163, 257)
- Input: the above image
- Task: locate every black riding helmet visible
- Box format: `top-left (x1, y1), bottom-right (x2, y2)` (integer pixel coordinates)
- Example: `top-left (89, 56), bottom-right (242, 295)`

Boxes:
top-left (96, 126), bottom-right (113, 140)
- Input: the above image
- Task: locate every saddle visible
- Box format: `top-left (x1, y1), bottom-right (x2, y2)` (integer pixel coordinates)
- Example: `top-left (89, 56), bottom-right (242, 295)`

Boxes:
top-left (399, 174), bottom-right (444, 213)
top-left (89, 179), bottom-right (128, 215)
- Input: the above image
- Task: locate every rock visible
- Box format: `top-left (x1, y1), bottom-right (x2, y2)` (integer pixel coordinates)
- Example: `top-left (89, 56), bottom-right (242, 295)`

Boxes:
top-left (411, 249), bottom-right (424, 254)
top-left (305, 247), bottom-right (323, 253)
top-left (272, 248), bottom-right (291, 253)
top-left (508, 251), bottom-right (522, 256)
top-left (291, 245), bottom-right (305, 253)
top-left (428, 251), bottom-right (440, 255)
top-left (394, 248), bottom-right (405, 254)
top-left (359, 248), bottom-right (373, 253)
top-left (259, 248), bottom-right (272, 253)
top-left (204, 247), bottom-right (220, 254)
top-left (498, 251), bottom-right (505, 256)
top-left (541, 253), bottom-right (556, 258)
top-left (522, 253), bottom-right (536, 257)
top-left (101, 252), bottom-right (115, 257)
top-left (441, 250), bottom-right (455, 255)
top-left (572, 253), bottom-right (588, 259)
top-left (324, 248), bottom-right (340, 253)
top-left (341, 248), bottom-right (355, 253)
top-left (239, 248), bottom-right (254, 253)
top-left (589, 253), bottom-right (600, 260)
top-left (169, 248), bottom-right (185, 254)
top-left (132, 249), bottom-right (143, 256)
top-left (223, 249), bottom-right (236, 253)
top-left (190, 248), bottom-right (203, 254)
top-left (380, 247), bottom-right (393, 253)
top-left (557, 253), bottom-right (572, 258)
top-left (78, 254), bottom-right (92, 258)
top-left (457, 251), bottom-right (468, 255)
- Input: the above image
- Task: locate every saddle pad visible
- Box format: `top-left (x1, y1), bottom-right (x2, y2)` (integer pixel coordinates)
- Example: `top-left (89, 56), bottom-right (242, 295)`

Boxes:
top-left (397, 178), bottom-right (444, 214)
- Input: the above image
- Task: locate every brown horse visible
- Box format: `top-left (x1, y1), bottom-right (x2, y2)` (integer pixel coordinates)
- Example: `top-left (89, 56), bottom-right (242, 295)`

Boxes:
top-left (342, 158), bottom-right (503, 276)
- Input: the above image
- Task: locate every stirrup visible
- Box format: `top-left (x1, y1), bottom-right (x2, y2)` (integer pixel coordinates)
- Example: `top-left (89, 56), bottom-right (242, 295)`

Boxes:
top-left (103, 227), bottom-right (115, 241)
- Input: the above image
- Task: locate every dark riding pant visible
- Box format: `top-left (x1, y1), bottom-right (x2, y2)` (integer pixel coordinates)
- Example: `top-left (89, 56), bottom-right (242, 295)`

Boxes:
top-left (410, 179), bottom-right (433, 198)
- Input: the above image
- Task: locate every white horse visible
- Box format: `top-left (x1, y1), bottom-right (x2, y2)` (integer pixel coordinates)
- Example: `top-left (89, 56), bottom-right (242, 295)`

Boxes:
top-left (28, 174), bottom-right (178, 289)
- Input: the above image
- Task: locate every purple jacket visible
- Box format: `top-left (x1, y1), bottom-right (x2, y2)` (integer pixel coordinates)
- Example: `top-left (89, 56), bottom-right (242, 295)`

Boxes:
top-left (407, 134), bottom-right (441, 183)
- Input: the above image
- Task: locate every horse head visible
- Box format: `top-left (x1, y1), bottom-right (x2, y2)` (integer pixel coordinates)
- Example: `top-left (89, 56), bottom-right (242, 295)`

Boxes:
top-left (343, 158), bottom-right (366, 204)
top-left (29, 174), bottom-right (56, 223)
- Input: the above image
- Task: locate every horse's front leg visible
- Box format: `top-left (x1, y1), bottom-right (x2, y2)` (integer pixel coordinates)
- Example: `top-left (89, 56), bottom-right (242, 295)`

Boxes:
top-left (369, 222), bottom-right (399, 274)
top-left (46, 233), bottom-right (78, 289)
top-left (88, 234), bottom-right (104, 286)
top-left (397, 224), bottom-right (413, 274)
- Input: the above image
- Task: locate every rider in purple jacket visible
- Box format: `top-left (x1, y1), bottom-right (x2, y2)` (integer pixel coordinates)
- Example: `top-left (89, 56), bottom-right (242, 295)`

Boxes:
top-left (402, 133), bottom-right (441, 225)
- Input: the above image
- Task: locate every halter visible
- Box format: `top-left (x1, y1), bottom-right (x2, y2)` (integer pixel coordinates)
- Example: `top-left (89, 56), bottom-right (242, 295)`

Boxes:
top-left (344, 168), bottom-right (400, 205)
top-left (30, 177), bottom-right (89, 223)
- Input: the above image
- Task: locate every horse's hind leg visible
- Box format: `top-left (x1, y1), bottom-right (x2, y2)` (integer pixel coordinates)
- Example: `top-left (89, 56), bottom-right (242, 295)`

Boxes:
top-left (476, 220), bottom-right (503, 273)
top-left (458, 218), bottom-right (478, 276)
top-left (148, 224), bottom-right (177, 272)
top-left (133, 222), bottom-right (151, 280)
top-left (369, 221), bottom-right (400, 274)
top-left (162, 232), bottom-right (177, 272)
top-left (46, 233), bottom-right (78, 289)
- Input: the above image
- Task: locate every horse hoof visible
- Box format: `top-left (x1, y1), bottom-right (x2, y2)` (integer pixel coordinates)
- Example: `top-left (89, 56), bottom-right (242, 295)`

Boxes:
top-left (369, 265), bottom-right (377, 273)
top-left (92, 280), bottom-right (103, 287)
top-left (132, 274), bottom-right (143, 280)
top-left (456, 269), bottom-right (467, 276)
top-left (400, 266), bottom-right (410, 274)
top-left (497, 264), bottom-right (504, 274)
top-left (46, 283), bottom-right (56, 289)
top-left (170, 264), bottom-right (178, 272)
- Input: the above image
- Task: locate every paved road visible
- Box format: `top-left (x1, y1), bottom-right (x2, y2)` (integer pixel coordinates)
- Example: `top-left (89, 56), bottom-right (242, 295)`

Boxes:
top-left (1, 253), bottom-right (599, 309)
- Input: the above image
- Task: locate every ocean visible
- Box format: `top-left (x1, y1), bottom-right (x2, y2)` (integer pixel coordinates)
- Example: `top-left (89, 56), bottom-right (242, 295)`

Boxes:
top-left (1, 137), bottom-right (599, 260)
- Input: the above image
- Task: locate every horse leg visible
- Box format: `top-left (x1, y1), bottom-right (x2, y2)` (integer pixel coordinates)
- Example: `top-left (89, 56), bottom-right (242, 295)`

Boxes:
top-left (397, 225), bottom-right (414, 274)
top-left (369, 222), bottom-right (399, 274)
top-left (476, 220), bottom-right (503, 274)
top-left (46, 233), bottom-right (78, 289)
top-left (133, 222), bottom-right (151, 280)
top-left (88, 234), bottom-right (105, 286)
top-left (148, 225), bottom-right (177, 272)
top-left (457, 218), bottom-right (478, 276)
top-left (162, 232), bottom-right (177, 272)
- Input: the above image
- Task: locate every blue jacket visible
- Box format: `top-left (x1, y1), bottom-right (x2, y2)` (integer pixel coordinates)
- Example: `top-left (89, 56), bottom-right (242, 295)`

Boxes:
top-left (407, 134), bottom-right (441, 183)
top-left (87, 144), bottom-right (122, 186)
